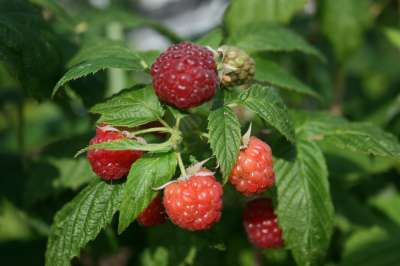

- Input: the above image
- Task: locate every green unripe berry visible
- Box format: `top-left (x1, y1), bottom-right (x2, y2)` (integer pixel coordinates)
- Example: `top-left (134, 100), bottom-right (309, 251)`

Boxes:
top-left (217, 45), bottom-right (256, 87)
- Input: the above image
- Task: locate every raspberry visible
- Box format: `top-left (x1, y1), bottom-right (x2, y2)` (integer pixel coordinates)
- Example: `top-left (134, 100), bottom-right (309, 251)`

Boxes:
top-left (163, 169), bottom-right (223, 230)
top-left (87, 127), bottom-right (143, 180)
top-left (229, 137), bottom-right (275, 196)
top-left (243, 198), bottom-right (283, 249)
top-left (218, 45), bottom-right (255, 87)
top-left (150, 42), bottom-right (218, 109)
top-left (137, 194), bottom-right (166, 227)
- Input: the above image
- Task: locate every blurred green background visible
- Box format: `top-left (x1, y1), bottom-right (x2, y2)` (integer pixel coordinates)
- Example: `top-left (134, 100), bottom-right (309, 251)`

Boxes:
top-left (1, 0), bottom-right (400, 265)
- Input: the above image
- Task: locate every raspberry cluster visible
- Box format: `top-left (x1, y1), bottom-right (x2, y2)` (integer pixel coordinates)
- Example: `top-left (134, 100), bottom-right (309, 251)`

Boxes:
top-left (85, 43), bottom-right (282, 249)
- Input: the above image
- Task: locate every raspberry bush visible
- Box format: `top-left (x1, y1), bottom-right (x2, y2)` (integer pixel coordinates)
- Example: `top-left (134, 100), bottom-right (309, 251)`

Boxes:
top-left (1, 1), bottom-right (400, 266)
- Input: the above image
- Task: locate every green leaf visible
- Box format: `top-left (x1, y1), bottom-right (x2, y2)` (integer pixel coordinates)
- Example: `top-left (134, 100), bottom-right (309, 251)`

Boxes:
top-left (227, 25), bottom-right (324, 61)
top-left (118, 152), bottom-right (177, 233)
top-left (295, 112), bottom-right (400, 159)
top-left (141, 247), bottom-right (169, 266)
top-left (81, 9), bottom-right (182, 43)
top-left (45, 180), bottom-right (125, 266)
top-left (0, 0), bottom-right (62, 99)
top-left (224, 0), bottom-right (307, 30)
top-left (239, 84), bottom-right (295, 142)
top-left (195, 28), bottom-right (223, 48)
top-left (29, 0), bottom-right (76, 29)
top-left (145, 223), bottom-right (224, 266)
top-left (208, 106), bottom-right (241, 182)
top-left (321, 0), bottom-right (371, 61)
top-left (138, 50), bottom-right (161, 70)
top-left (322, 143), bottom-right (397, 177)
top-left (90, 85), bottom-right (164, 127)
top-left (25, 158), bottom-right (95, 204)
top-left (341, 227), bottom-right (400, 266)
top-left (50, 158), bottom-right (94, 190)
top-left (331, 185), bottom-right (379, 228)
top-left (254, 57), bottom-right (319, 98)
top-left (75, 138), bottom-right (173, 158)
top-left (384, 27), bottom-right (400, 49)
top-left (367, 93), bottom-right (400, 127)
top-left (52, 40), bottom-right (145, 96)
top-left (275, 140), bottom-right (334, 266)
top-left (369, 187), bottom-right (400, 225)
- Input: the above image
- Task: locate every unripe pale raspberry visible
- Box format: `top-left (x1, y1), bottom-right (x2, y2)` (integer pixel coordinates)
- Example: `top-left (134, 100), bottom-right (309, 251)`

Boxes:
top-left (163, 169), bottom-right (223, 231)
top-left (150, 42), bottom-right (218, 109)
top-left (218, 45), bottom-right (255, 87)
top-left (243, 198), bottom-right (283, 249)
top-left (87, 127), bottom-right (143, 180)
top-left (137, 194), bottom-right (166, 227)
top-left (229, 137), bottom-right (275, 196)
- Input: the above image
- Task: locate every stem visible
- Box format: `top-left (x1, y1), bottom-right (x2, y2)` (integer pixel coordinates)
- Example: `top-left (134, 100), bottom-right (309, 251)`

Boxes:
top-left (254, 249), bottom-right (262, 266)
top-left (227, 102), bottom-right (238, 108)
top-left (176, 152), bottom-right (187, 177)
top-left (28, 216), bottom-right (51, 237)
top-left (200, 133), bottom-right (210, 139)
top-left (330, 65), bottom-right (345, 115)
top-left (105, 226), bottom-right (119, 252)
top-left (106, 22), bottom-right (126, 96)
top-left (147, 21), bottom-right (183, 43)
top-left (174, 116), bottom-right (182, 130)
top-left (398, 0), bottom-right (400, 24)
top-left (157, 118), bottom-right (170, 128)
top-left (16, 101), bottom-right (25, 159)
top-left (132, 127), bottom-right (172, 135)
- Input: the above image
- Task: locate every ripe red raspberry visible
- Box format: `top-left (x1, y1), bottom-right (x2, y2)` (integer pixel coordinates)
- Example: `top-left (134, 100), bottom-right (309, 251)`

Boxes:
top-left (137, 194), bottom-right (166, 227)
top-left (243, 198), bottom-right (283, 249)
top-left (87, 127), bottom-right (143, 180)
top-left (150, 42), bottom-right (218, 109)
top-left (229, 137), bottom-right (275, 196)
top-left (163, 169), bottom-right (223, 231)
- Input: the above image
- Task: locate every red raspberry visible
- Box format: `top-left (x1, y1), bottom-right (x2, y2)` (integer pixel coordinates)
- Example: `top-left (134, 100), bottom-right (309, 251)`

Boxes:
top-left (87, 127), bottom-right (143, 180)
top-left (229, 137), bottom-right (275, 196)
top-left (150, 42), bottom-right (218, 109)
top-left (243, 198), bottom-right (283, 249)
top-left (137, 194), bottom-right (166, 227)
top-left (163, 169), bottom-right (223, 231)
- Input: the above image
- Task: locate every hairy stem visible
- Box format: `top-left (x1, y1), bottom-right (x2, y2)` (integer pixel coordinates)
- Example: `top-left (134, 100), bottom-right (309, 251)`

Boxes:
top-left (17, 101), bottom-right (25, 158)
top-left (254, 249), bottom-right (262, 266)
top-left (132, 127), bottom-right (172, 135)
top-left (157, 117), bottom-right (170, 128)
top-left (147, 21), bottom-right (183, 43)
top-left (106, 22), bottom-right (126, 96)
top-left (105, 226), bottom-right (119, 252)
top-left (330, 65), bottom-right (345, 115)
top-left (176, 152), bottom-right (187, 177)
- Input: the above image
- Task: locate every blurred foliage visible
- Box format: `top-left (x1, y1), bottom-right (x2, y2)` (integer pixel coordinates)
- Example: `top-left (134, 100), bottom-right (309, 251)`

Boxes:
top-left (0, 0), bottom-right (400, 266)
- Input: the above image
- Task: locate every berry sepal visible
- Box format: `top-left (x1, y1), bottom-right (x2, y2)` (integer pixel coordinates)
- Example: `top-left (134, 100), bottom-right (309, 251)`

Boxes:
top-left (153, 158), bottom-right (214, 190)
